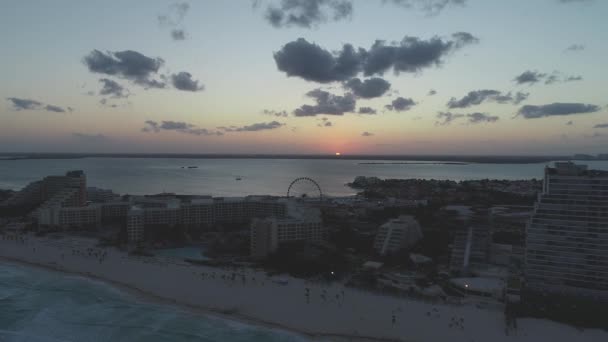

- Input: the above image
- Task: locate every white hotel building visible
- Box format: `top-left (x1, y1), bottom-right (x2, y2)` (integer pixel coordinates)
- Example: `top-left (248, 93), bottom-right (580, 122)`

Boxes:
top-left (525, 162), bottom-right (608, 300)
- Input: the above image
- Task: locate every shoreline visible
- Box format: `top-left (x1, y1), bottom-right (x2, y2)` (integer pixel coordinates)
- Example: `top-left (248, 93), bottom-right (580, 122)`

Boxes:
top-left (1, 235), bottom-right (606, 342)
top-left (0, 249), bottom-right (397, 342)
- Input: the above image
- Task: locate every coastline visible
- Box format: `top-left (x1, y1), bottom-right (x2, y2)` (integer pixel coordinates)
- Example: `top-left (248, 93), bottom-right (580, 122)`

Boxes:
top-left (0, 256), bottom-right (371, 342)
top-left (1, 235), bottom-right (606, 342)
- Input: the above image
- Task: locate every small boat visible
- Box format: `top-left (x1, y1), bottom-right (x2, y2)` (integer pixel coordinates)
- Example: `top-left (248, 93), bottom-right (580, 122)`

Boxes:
top-left (187, 166), bottom-right (198, 169)
top-left (235, 177), bottom-right (242, 181)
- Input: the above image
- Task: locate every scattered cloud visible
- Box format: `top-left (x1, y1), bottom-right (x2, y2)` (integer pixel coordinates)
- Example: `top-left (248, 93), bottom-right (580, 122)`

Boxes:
top-left (594, 123), bottom-right (608, 128)
top-left (264, 0), bottom-right (352, 28)
top-left (361, 131), bottom-right (374, 136)
top-left (158, 2), bottom-right (190, 40)
top-left (293, 89), bottom-right (356, 116)
top-left (447, 89), bottom-right (528, 108)
top-left (565, 44), bottom-right (585, 52)
top-left (171, 72), bottom-right (204, 92)
top-left (171, 29), bottom-right (186, 41)
top-left (385, 97), bottom-right (416, 112)
top-left (142, 120), bottom-right (223, 136)
top-left (317, 117), bottom-right (333, 127)
top-left (557, 0), bottom-right (593, 4)
top-left (220, 121), bottom-right (284, 132)
top-left (262, 109), bottom-right (289, 117)
top-left (385, 0), bottom-right (467, 16)
top-left (517, 103), bottom-right (600, 119)
top-left (83, 50), bottom-right (166, 88)
top-left (566, 120), bottom-right (574, 126)
top-left (343, 77), bottom-right (391, 98)
top-left (358, 107), bottom-right (377, 114)
top-left (274, 33), bottom-right (477, 83)
top-left (428, 89), bottom-right (437, 96)
top-left (99, 78), bottom-right (129, 98)
top-left (72, 132), bottom-right (108, 142)
top-left (513, 70), bottom-right (583, 85)
top-left (436, 111), bottom-right (498, 125)
top-left (6, 97), bottom-right (70, 113)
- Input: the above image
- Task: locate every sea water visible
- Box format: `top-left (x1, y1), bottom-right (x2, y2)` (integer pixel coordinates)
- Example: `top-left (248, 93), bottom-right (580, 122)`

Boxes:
top-left (0, 262), bottom-right (309, 342)
top-left (2, 157), bottom-right (608, 197)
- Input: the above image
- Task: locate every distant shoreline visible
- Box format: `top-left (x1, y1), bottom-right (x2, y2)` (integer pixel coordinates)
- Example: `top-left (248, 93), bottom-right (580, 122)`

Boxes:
top-left (0, 153), bottom-right (576, 164)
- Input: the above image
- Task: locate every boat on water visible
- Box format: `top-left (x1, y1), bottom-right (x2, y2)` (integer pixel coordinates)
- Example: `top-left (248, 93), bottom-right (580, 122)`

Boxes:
top-left (187, 166), bottom-right (198, 169)
top-left (236, 177), bottom-right (242, 181)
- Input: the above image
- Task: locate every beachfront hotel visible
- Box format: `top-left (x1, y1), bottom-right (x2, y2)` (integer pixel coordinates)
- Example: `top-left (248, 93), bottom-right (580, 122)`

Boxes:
top-left (525, 162), bottom-right (608, 300)
top-left (373, 215), bottom-right (422, 256)
top-left (250, 203), bottom-right (324, 259)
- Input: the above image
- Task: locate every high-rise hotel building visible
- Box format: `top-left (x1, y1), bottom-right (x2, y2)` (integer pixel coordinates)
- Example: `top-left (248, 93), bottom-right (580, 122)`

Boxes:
top-left (525, 162), bottom-right (608, 300)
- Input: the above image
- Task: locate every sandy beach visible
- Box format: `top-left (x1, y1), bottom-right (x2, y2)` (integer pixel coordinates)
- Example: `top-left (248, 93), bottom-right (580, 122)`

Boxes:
top-left (1, 234), bottom-right (606, 342)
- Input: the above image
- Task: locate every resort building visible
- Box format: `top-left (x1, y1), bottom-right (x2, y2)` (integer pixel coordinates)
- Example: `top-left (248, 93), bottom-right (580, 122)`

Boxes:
top-left (1, 170), bottom-right (87, 208)
top-left (373, 215), bottom-right (422, 256)
top-left (250, 203), bottom-right (325, 259)
top-left (525, 162), bottom-right (608, 300)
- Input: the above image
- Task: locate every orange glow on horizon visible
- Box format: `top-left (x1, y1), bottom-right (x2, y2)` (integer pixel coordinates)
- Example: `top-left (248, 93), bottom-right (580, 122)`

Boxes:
top-left (335, 152), bottom-right (341, 156)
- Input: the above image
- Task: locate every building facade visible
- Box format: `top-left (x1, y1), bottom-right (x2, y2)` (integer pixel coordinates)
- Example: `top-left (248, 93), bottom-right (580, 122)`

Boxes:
top-left (525, 162), bottom-right (608, 300)
top-left (373, 215), bottom-right (422, 256)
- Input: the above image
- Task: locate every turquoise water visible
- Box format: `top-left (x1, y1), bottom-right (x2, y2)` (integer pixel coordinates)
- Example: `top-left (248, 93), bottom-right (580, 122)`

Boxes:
top-left (2, 157), bottom-right (608, 197)
top-left (155, 247), bottom-right (209, 261)
top-left (0, 262), bottom-right (308, 342)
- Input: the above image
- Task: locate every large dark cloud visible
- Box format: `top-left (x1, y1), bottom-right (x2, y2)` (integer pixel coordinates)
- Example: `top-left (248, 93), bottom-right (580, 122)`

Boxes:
top-left (7, 97), bottom-right (70, 113)
top-left (517, 103), bottom-right (600, 119)
top-left (99, 78), bottom-right (129, 98)
top-left (293, 89), bottom-right (356, 116)
top-left (358, 107), bottom-right (377, 114)
top-left (274, 38), bottom-right (362, 83)
top-left (385, 0), bottom-right (466, 15)
top-left (436, 111), bottom-right (498, 125)
top-left (447, 89), bottom-right (528, 108)
top-left (274, 33), bottom-right (477, 83)
top-left (385, 97), bottom-right (416, 112)
top-left (171, 72), bottom-right (204, 92)
top-left (83, 50), bottom-right (166, 88)
top-left (513, 70), bottom-right (583, 85)
top-left (344, 77), bottom-right (391, 98)
top-left (219, 121), bottom-right (284, 132)
top-left (264, 0), bottom-right (352, 28)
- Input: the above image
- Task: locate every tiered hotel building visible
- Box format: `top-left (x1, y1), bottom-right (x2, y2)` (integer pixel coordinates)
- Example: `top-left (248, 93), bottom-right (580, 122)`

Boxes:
top-left (525, 162), bottom-right (608, 300)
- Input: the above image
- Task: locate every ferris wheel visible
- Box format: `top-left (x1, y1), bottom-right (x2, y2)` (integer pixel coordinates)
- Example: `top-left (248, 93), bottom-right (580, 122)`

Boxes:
top-left (287, 177), bottom-right (323, 200)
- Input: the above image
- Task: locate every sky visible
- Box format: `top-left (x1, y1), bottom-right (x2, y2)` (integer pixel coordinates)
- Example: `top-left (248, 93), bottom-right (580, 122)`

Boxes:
top-left (1, 0), bottom-right (607, 155)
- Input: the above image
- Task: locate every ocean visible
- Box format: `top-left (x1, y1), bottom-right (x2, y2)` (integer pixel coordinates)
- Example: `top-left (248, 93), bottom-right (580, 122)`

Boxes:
top-left (0, 262), bottom-right (308, 342)
top-left (2, 157), bottom-right (608, 197)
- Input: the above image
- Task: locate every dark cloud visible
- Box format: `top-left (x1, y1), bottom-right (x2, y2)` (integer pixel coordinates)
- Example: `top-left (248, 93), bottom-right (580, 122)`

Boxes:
top-left (428, 89), bottom-right (437, 96)
top-left (436, 111), bottom-right (498, 125)
top-left (385, 97), bottom-right (416, 112)
top-left (517, 103), bottom-right (600, 119)
top-left (6, 97), bottom-right (42, 110)
top-left (220, 121), bottom-right (284, 132)
top-left (344, 77), bottom-right (391, 98)
top-left (171, 72), bottom-right (204, 92)
top-left (362, 33), bottom-right (478, 76)
top-left (274, 38), bottom-right (362, 83)
top-left (361, 131), bottom-right (374, 137)
top-left (72, 133), bottom-right (108, 142)
top-left (99, 78), bottom-right (129, 98)
top-left (274, 33), bottom-right (477, 83)
top-left (262, 109), bottom-right (289, 117)
top-left (358, 107), bottom-right (377, 114)
top-left (99, 98), bottom-right (120, 108)
top-left (293, 89), bottom-right (356, 116)
top-left (566, 120), bottom-right (574, 126)
top-left (565, 44), bottom-right (585, 52)
top-left (447, 89), bottom-right (528, 108)
top-left (264, 0), bottom-right (353, 28)
top-left (385, 0), bottom-right (466, 15)
top-left (7, 97), bottom-right (70, 113)
top-left (83, 50), bottom-right (165, 88)
top-left (171, 29), bottom-right (186, 40)
top-left (317, 117), bottom-right (333, 127)
top-left (593, 123), bottom-right (608, 128)
top-left (142, 120), bottom-right (223, 136)
top-left (514, 70), bottom-right (583, 85)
